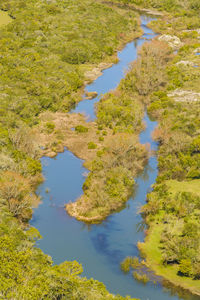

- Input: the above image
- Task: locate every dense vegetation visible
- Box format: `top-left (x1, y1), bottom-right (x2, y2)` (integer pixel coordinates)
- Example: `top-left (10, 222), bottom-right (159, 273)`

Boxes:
top-left (1, 0), bottom-right (200, 297)
top-left (0, 0), bottom-right (141, 298)
top-left (113, 2), bottom-right (200, 294)
top-left (110, 0), bottom-right (200, 13)
top-left (66, 72), bottom-right (148, 222)
top-left (140, 49), bottom-right (200, 289)
top-left (0, 209), bottom-right (137, 299)
top-left (0, 0), bottom-right (139, 183)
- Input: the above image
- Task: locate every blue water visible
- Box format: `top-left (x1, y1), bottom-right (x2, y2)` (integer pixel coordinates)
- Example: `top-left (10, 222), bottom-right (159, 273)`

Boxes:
top-left (72, 18), bottom-right (156, 121)
top-left (31, 16), bottom-right (198, 300)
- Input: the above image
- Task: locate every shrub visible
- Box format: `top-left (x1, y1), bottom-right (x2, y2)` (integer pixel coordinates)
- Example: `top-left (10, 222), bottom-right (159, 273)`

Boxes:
top-left (45, 122), bottom-right (55, 133)
top-left (120, 257), bottom-right (133, 273)
top-left (133, 271), bottom-right (149, 284)
top-left (75, 125), bottom-right (88, 133)
top-left (120, 256), bottom-right (141, 273)
top-left (26, 158), bottom-right (42, 175)
top-left (178, 259), bottom-right (192, 277)
top-left (88, 142), bottom-right (97, 149)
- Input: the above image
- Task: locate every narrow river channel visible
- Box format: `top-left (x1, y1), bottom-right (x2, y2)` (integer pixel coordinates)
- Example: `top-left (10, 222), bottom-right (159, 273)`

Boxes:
top-left (31, 16), bottom-right (198, 300)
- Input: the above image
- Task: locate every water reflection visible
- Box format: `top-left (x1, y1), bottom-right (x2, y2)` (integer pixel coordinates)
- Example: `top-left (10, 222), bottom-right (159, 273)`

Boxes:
top-left (31, 16), bottom-right (198, 300)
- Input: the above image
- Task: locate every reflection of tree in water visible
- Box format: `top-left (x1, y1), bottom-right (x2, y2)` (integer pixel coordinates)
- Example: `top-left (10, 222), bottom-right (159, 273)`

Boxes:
top-left (163, 280), bottom-right (199, 300)
top-left (134, 39), bottom-right (138, 48)
top-left (90, 230), bottom-right (131, 266)
top-left (136, 220), bottom-right (146, 233)
top-left (139, 162), bottom-right (153, 182)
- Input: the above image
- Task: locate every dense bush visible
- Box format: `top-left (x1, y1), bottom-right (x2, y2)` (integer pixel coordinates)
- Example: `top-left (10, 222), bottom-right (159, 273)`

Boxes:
top-left (67, 133), bottom-right (147, 222)
top-left (0, 0), bottom-right (141, 298)
top-left (137, 24), bottom-right (200, 284)
top-left (0, 210), bottom-right (136, 299)
top-left (75, 125), bottom-right (89, 133)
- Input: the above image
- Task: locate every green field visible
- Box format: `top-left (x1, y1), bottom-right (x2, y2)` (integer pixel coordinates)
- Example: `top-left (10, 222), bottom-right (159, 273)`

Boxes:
top-left (167, 179), bottom-right (200, 196)
top-left (141, 225), bottom-right (200, 296)
top-left (0, 10), bottom-right (11, 27)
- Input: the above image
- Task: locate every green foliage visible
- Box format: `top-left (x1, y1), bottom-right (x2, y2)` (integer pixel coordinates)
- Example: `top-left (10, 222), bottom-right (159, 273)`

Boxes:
top-left (0, 0), bottom-right (143, 297)
top-left (97, 90), bottom-right (143, 133)
top-left (127, 41), bottom-right (172, 97)
top-left (0, 0), bottom-right (141, 298)
top-left (0, 171), bottom-right (36, 221)
top-left (26, 158), bottom-right (42, 175)
top-left (130, 8), bottom-right (200, 285)
top-left (0, 0), bottom-right (139, 177)
top-left (111, 0), bottom-right (200, 14)
top-left (178, 259), bottom-right (193, 277)
top-left (132, 271), bottom-right (149, 284)
top-left (45, 122), bottom-right (55, 133)
top-left (99, 136), bottom-right (104, 142)
top-left (0, 211), bottom-right (135, 299)
top-left (88, 141), bottom-right (97, 149)
top-left (67, 133), bottom-right (147, 221)
top-left (0, 0), bottom-right (138, 127)
top-left (75, 125), bottom-right (89, 133)
top-left (121, 257), bottom-right (141, 273)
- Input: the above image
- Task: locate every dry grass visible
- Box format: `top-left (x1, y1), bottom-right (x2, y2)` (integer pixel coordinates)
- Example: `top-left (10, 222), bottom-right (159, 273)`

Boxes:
top-left (38, 111), bottom-right (114, 162)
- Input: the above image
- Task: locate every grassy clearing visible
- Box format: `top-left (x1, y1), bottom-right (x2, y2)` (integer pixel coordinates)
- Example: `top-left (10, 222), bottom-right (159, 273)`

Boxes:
top-left (167, 179), bottom-right (200, 196)
top-left (140, 226), bottom-right (200, 295)
top-left (0, 10), bottom-right (12, 27)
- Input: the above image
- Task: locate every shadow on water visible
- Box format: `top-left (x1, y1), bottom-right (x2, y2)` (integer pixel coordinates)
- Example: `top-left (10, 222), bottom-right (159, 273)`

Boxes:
top-left (31, 16), bottom-right (199, 300)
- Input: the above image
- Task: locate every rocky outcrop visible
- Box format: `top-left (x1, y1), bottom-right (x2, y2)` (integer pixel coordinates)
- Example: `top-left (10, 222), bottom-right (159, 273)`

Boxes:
top-left (183, 28), bottom-right (200, 37)
top-left (168, 89), bottom-right (200, 102)
top-left (176, 60), bottom-right (195, 67)
top-left (158, 34), bottom-right (183, 49)
top-left (85, 91), bottom-right (98, 100)
top-left (84, 62), bottom-right (113, 83)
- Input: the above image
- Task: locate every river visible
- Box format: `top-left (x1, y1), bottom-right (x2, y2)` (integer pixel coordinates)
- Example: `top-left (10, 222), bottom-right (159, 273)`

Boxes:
top-left (31, 15), bottom-right (198, 300)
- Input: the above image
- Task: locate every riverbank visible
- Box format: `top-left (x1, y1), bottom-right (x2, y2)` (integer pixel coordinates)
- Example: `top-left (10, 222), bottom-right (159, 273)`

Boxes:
top-left (0, 0), bottom-right (142, 216)
top-left (1, 0), bottom-right (199, 298)
top-left (0, 1), bottom-right (144, 298)
top-left (132, 9), bottom-right (200, 297)
top-left (139, 181), bottom-right (200, 295)
top-left (36, 52), bottom-right (148, 223)
top-left (139, 225), bottom-right (200, 296)
top-left (103, 0), bottom-right (200, 295)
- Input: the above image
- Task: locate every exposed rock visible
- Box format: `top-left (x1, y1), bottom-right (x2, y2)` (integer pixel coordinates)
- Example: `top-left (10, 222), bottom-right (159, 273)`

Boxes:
top-left (45, 151), bottom-right (57, 158)
top-left (182, 28), bottom-right (200, 36)
top-left (194, 48), bottom-right (200, 54)
top-left (98, 62), bottom-right (113, 70)
top-left (84, 68), bottom-right (102, 82)
top-left (158, 35), bottom-right (184, 49)
top-left (84, 63), bottom-right (113, 83)
top-left (168, 89), bottom-right (200, 102)
top-left (176, 60), bottom-right (194, 67)
top-left (85, 91), bottom-right (98, 100)
top-left (134, 7), bottom-right (164, 16)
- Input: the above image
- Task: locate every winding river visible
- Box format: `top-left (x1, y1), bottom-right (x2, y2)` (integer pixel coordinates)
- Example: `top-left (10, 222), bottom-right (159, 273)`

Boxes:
top-left (31, 16), bottom-right (198, 300)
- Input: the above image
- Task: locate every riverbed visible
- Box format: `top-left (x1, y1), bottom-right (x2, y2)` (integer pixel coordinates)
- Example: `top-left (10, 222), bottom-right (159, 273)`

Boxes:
top-left (31, 16), bottom-right (198, 300)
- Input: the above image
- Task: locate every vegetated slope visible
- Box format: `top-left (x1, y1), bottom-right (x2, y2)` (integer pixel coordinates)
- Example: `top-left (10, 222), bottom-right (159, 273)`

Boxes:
top-left (0, 0), bottom-right (141, 298)
top-left (113, 1), bottom-right (200, 294)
